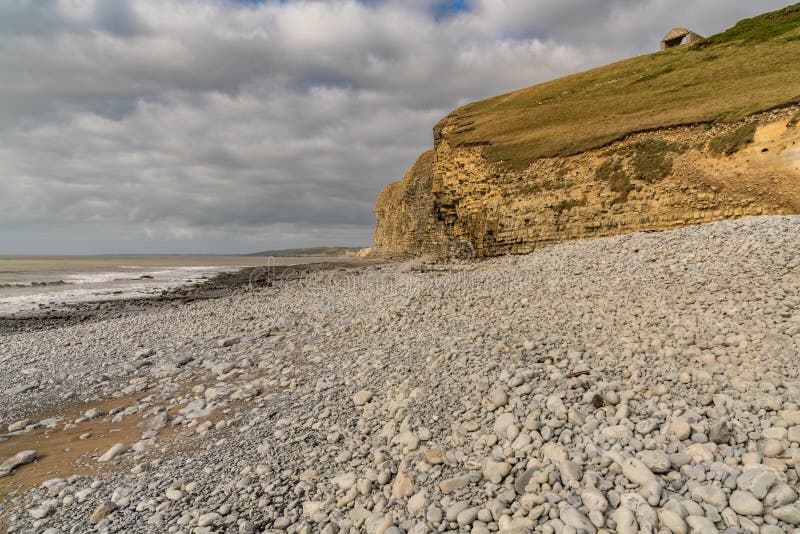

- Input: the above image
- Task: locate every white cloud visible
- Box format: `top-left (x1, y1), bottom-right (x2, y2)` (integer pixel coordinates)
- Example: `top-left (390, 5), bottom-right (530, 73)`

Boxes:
top-left (0, 0), bottom-right (791, 253)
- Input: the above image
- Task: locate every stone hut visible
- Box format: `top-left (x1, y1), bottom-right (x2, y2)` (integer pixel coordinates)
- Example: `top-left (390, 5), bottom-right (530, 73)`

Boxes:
top-left (661, 27), bottom-right (704, 50)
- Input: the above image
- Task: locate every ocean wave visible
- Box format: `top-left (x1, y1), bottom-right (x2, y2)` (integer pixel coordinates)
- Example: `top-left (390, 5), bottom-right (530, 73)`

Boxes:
top-left (0, 265), bottom-right (242, 315)
top-left (0, 280), bottom-right (70, 289)
top-left (63, 271), bottom-right (165, 284)
top-left (63, 267), bottom-right (228, 285)
top-left (0, 284), bottom-right (163, 313)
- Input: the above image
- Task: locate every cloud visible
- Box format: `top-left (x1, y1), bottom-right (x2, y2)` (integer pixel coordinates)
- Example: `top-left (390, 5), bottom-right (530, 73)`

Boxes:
top-left (0, 0), bottom-right (791, 253)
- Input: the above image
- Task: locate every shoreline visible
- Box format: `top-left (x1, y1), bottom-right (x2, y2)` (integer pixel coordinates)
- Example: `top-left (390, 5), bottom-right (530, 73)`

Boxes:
top-left (0, 260), bottom-right (377, 336)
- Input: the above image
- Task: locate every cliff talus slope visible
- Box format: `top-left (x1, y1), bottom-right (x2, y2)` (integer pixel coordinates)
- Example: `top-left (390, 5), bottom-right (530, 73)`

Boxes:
top-left (373, 4), bottom-right (800, 258)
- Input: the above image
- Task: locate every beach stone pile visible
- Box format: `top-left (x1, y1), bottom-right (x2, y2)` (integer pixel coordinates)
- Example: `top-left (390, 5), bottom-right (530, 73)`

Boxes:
top-left (1, 216), bottom-right (799, 533)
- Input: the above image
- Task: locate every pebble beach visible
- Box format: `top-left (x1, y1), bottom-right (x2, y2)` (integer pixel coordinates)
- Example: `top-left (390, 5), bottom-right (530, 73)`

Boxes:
top-left (1, 216), bottom-right (799, 533)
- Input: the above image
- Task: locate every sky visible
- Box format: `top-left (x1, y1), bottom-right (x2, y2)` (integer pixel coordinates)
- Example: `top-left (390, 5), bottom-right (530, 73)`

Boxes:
top-left (0, 0), bottom-right (792, 254)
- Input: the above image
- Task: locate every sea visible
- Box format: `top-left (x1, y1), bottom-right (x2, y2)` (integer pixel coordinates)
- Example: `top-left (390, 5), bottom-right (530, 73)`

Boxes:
top-left (0, 255), bottom-right (341, 316)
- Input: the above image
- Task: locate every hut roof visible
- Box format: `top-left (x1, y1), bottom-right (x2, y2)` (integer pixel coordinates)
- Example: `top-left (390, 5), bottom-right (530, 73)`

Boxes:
top-left (663, 27), bottom-right (695, 41)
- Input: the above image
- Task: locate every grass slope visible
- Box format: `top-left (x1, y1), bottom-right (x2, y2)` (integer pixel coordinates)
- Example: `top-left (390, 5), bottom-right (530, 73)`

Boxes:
top-left (446, 3), bottom-right (800, 170)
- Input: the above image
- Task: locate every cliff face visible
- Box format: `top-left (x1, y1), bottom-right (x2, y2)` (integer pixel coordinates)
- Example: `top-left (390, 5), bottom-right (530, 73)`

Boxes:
top-left (373, 150), bottom-right (448, 257)
top-left (373, 107), bottom-right (800, 259)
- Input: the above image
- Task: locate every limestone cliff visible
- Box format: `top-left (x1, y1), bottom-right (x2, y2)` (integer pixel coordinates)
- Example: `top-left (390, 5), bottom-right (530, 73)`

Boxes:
top-left (373, 151), bottom-right (448, 256)
top-left (373, 107), bottom-right (800, 259)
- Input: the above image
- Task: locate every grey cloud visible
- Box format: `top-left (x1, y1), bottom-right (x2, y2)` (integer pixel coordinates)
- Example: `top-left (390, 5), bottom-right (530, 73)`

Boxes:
top-left (0, 0), bottom-right (791, 253)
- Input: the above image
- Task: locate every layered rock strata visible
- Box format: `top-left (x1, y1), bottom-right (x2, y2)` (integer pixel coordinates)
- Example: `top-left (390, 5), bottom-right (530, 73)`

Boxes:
top-left (373, 106), bottom-right (800, 258)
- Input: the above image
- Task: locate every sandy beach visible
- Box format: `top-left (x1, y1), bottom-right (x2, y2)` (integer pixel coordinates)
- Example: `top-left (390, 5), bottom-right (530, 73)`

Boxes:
top-left (1, 217), bottom-right (799, 533)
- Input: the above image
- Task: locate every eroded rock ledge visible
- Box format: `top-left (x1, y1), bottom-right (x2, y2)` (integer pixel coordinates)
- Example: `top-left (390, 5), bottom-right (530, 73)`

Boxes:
top-left (373, 106), bottom-right (800, 259)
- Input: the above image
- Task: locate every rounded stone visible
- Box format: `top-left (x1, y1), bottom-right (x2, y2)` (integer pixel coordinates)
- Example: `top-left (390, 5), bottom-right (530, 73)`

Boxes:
top-left (761, 439), bottom-right (784, 457)
top-left (489, 388), bottom-right (508, 408)
top-left (352, 390), bottom-right (373, 406)
top-left (729, 491), bottom-right (763, 516)
top-left (456, 507), bottom-right (479, 526)
top-left (670, 419), bottom-right (692, 440)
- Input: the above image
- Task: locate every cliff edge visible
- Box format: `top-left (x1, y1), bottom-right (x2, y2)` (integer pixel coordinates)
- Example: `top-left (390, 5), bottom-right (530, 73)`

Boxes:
top-left (373, 4), bottom-right (800, 258)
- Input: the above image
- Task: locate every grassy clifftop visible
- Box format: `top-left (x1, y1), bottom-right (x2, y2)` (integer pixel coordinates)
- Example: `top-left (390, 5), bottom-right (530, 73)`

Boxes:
top-left (444, 3), bottom-right (800, 170)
